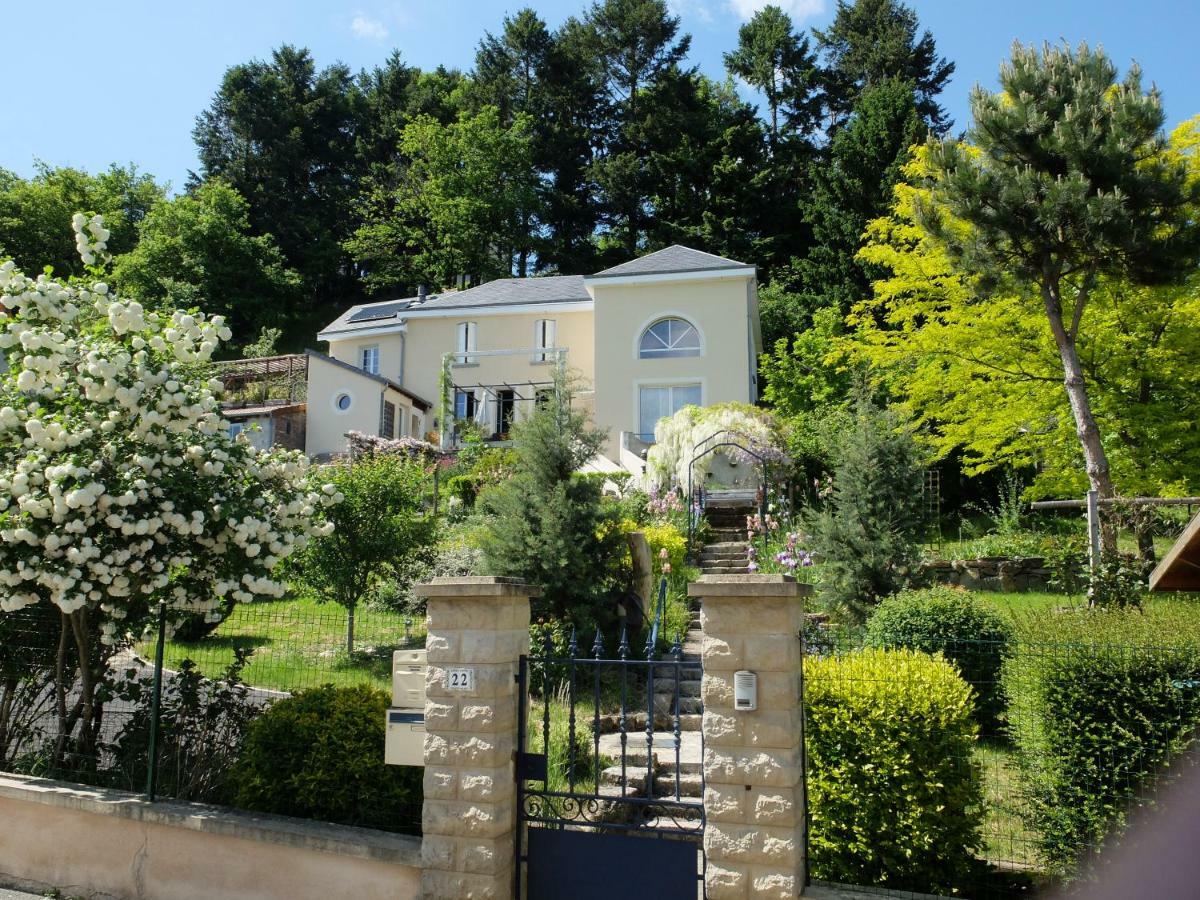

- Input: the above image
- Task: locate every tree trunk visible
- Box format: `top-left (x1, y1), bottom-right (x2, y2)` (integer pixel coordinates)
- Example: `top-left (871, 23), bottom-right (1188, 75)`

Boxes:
top-left (69, 609), bottom-right (97, 763)
top-left (1041, 281), bottom-right (1118, 553)
top-left (346, 605), bottom-right (356, 656)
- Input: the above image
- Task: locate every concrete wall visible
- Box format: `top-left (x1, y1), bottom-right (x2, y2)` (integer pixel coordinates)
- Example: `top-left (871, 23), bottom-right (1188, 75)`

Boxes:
top-left (0, 774), bottom-right (421, 900)
top-left (591, 274), bottom-right (756, 460)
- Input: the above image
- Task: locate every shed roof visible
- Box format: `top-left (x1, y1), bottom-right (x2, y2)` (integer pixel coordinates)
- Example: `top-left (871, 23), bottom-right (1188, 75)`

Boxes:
top-left (1150, 512), bottom-right (1200, 591)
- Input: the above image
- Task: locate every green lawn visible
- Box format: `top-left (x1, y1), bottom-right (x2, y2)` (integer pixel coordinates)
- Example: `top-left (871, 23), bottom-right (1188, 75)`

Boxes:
top-left (137, 594), bottom-right (425, 694)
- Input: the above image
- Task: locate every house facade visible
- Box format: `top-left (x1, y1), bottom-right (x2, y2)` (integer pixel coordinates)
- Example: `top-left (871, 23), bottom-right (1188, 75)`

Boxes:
top-left (305, 245), bottom-right (762, 470)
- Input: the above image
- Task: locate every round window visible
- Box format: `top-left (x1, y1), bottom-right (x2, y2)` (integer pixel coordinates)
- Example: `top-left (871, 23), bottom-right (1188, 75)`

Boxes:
top-left (335, 393), bottom-right (352, 412)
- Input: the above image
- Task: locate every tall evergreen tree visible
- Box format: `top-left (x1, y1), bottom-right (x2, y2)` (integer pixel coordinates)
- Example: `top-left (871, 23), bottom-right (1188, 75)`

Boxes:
top-left (794, 78), bottom-right (923, 321)
top-left (192, 46), bottom-right (364, 330)
top-left (920, 43), bottom-right (1200, 538)
top-left (814, 0), bottom-right (954, 134)
top-left (724, 4), bottom-right (822, 148)
top-left (580, 0), bottom-right (693, 259)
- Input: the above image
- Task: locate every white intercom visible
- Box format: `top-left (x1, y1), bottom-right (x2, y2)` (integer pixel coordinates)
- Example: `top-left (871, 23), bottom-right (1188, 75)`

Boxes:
top-left (734, 670), bottom-right (758, 712)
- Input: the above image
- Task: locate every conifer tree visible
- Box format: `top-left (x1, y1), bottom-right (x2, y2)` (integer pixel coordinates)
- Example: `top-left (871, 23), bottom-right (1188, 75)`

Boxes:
top-left (478, 378), bottom-right (624, 628)
top-left (921, 43), bottom-right (1200, 543)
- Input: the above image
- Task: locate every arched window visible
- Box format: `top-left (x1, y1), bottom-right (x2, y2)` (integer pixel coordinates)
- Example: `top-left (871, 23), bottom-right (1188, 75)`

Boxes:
top-left (638, 317), bottom-right (701, 359)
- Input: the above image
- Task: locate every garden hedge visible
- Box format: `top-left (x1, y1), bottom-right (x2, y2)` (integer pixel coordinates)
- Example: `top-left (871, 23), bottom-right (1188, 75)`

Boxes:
top-left (805, 647), bottom-right (984, 894)
top-left (229, 684), bottom-right (421, 833)
top-left (865, 585), bottom-right (1013, 730)
top-left (1005, 606), bottom-right (1200, 874)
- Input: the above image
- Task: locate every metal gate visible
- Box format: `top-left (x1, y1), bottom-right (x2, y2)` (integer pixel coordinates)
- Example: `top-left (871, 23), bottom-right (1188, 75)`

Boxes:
top-left (515, 629), bottom-right (705, 900)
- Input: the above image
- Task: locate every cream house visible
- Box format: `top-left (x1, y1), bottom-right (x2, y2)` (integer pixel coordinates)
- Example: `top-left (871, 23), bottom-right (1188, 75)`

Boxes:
top-left (305, 245), bottom-right (761, 471)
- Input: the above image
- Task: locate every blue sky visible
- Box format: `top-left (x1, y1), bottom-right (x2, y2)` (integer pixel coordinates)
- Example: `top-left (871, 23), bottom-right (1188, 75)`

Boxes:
top-left (4, 0), bottom-right (1198, 192)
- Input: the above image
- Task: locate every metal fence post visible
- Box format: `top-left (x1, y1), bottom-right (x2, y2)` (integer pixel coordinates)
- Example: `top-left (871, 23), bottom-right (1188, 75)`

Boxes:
top-left (145, 600), bottom-right (167, 801)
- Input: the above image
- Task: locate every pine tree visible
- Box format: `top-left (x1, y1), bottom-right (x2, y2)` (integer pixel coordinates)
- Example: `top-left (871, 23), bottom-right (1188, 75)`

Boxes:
top-left (920, 42), bottom-right (1200, 546)
top-left (479, 380), bottom-right (624, 629)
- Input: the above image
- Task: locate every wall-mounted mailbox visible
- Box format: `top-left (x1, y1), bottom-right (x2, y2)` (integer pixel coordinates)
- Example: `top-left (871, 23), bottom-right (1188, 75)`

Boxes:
top-left (392, 648), bottom-right (427, 709)
top-left (734, 670), bottom-right (757, 712)
top-left (385, 709), bottom-right (426, 766)
top-left (385, 648), bottom-right (427, 767)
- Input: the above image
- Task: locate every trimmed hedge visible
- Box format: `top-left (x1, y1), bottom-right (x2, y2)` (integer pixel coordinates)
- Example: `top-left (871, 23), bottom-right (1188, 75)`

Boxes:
top-left (805, 647), bottom-right (984, 894)
top-left (865, 586), bottom-right (1013, 730)
top-left (229, 684), bottom-right (421, 833)
top-left (1006, 606), bottom-right (1200, 874)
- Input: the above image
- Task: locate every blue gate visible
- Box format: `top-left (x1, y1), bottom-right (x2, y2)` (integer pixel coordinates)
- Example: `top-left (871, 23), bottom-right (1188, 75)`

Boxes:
top-left (515, 629), bottom-right (705, 899)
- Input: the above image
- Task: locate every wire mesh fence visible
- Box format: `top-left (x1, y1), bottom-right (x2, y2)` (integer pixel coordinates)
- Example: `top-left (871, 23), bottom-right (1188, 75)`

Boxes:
top-left (0, 595), bottom-right (425, 835)
top-left (804, 623), bottom-right (1200, 898)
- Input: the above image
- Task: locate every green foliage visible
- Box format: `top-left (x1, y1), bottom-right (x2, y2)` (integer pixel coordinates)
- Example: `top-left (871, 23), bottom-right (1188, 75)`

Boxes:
top-left (193, 45), bottom-right (365, 330)
top-left (348, 106), bottom-right (538, 290)
top-left (112, 651), bottom-right (260, 802)
top-left (295, 454), bottom-right (436, 650)
top-left (0, 603), bottom-right (64, 770)
top-left (1005, 608), bottom-right (1200, 874)
top-left (793, 77), bottom-right (924, 319)
top-left (723, 5), bottom-right (821, 146)
top-left (230, 684), bottom-right (421, 833)
top-left (1085, 555), bottom-right (1152, 610)
top-left (801, 394), bottom-right (923, 621)
top-left (920, 43), bottom-right (1200, 508)
top-left (814, 0), bottom-right (955, 133)
top-left (0, 163), bottom-right (163, 277)
top-left (805, 647), bottom-right (984, 893)
top-left (853, 126), bottom-right (1200, 500)
top-left (479, 381), bottom-right (624, 629)
top-left (865, 586), bottom-right (1013, 729)
top-left (113, 180), bottom-right (301, 352)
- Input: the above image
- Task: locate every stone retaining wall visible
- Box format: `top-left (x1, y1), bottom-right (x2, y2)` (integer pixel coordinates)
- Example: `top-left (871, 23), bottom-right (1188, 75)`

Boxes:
top-left (922, 556), bottom-right (1059, 592)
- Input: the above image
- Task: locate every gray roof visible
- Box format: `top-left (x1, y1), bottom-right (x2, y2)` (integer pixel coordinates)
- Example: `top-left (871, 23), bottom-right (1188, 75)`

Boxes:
top-left (586, 245), bottom-right (752, 279)
top-left (319, 295), bottom-right (421, 336)
top-left (414, 275), bottom-right (590, 311)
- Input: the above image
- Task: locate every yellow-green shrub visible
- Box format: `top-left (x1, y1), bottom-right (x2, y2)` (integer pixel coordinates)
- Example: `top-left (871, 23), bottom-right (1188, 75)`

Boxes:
top-left (805, 648), bottom-right (984, 893)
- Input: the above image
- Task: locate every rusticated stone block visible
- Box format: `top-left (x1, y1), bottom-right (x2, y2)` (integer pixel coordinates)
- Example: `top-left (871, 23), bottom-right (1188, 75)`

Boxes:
top-left (704, 746), bottom-right (802, 788)
top-left (704, 861), bottom-right (750, 900)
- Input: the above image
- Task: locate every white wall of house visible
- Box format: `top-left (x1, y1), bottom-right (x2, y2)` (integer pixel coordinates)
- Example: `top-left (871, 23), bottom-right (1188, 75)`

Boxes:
top-left (304, 354), bottom-right (426, 458)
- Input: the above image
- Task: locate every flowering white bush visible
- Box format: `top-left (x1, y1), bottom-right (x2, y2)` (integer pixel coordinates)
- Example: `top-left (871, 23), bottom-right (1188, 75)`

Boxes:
top-left (0, 215), bottom-right (335, 648)
top-left (644, 403), bottom-right (786, 492)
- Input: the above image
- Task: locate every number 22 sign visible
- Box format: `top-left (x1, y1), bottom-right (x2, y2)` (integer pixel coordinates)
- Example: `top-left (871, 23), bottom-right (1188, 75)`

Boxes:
top-left (445, 668), bottom-right (476, 692)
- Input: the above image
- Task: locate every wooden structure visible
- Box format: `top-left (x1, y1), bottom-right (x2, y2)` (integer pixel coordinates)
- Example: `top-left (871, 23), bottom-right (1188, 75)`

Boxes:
top-left (1149, 511), bottom-right (1200, 592)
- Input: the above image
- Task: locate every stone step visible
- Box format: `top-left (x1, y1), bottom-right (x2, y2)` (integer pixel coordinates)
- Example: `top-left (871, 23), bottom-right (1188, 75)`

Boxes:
top-left (707, 529), bottom-right (747, 543)
top-left (600, 766), bottom-right (648, 793)
top-left (653, 772), bottom-right (703, 798)
top-left (605, 733), bottom-right (704, 774)
top-left (703, 565), bottom-right (750, 574)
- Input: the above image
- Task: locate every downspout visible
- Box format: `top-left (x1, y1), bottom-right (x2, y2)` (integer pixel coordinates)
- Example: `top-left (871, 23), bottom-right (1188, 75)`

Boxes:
top-left (397, 326), bottom-right (406, 388)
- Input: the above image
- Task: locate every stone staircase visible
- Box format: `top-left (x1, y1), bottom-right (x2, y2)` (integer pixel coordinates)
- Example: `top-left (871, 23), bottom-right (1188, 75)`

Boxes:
top-left (590, 493), bottom-right (763, 804)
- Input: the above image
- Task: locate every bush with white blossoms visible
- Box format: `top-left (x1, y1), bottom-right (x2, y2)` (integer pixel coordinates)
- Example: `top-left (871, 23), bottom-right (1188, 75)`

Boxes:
top-left (644, 402), bottom-right (787, 492)
top-left (0, 214), bottom-right (336, 759)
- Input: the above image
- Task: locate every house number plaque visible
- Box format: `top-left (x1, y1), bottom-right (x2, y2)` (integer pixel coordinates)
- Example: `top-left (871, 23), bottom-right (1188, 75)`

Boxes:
top-left (445, 668), bottom-right (476, 692)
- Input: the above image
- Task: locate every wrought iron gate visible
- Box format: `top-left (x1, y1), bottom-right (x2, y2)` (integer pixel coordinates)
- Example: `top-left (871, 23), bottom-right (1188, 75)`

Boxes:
top-left (515, 629), bottom-right (705, 900)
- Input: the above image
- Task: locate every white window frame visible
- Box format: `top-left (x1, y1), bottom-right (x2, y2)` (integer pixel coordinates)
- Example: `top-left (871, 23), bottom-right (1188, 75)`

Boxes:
top-left (532, 318), bottom-right (557, 363)
top-left (455, 321), bottom-right (478, 365)
top-left (637, 316), bottom-right (703, 360)
top-left (360, 344), bottom-right (380, 375)
top-left (635, 379), bottom-right (704, 438)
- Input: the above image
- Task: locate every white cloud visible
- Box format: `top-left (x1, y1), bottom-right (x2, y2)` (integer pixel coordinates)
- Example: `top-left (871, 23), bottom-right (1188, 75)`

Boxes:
top-left (669, 0), bottom-right (715, 24)
top-left (350, 13), bottom-right (389, 41)
top-left (726, 0), bottom-right (825, 23)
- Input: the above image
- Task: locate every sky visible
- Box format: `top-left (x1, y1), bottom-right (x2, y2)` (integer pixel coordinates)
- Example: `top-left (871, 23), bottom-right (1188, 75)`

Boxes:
top-left (4, 0), bottom-right (1199, 192)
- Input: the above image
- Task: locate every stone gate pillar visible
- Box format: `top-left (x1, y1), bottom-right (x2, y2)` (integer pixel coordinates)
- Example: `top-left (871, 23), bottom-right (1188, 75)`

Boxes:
top-left (689, 574), bottom-right (809, 900)
top-left (415, 576), bottom-right (537, 900)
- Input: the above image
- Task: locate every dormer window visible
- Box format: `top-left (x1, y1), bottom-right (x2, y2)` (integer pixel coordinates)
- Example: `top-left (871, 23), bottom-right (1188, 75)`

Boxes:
top-left (639, 318), bottom-right (700, 359)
